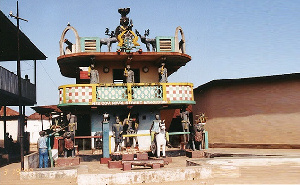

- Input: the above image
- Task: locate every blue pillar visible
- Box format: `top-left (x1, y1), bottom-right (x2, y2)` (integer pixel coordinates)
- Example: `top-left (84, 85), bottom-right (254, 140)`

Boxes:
top-left (204, 131), bottom-right (209, 149)
top-left (102, 121), bottom-right (110, 158)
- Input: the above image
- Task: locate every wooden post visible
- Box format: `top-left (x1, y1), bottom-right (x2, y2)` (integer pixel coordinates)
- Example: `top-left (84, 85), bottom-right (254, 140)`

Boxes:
top-left (3, 106), bottom-right (6, 149)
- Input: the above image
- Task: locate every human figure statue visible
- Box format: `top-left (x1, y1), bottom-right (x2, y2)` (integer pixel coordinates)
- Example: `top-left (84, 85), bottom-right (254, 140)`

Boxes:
top-left (150, 114), bottom-right (170, 156)
top-left (150, 114), bottom-right (161, 143)
top-left (64, 132), bottom-right (75, 158)
top-left (191, 113), bottom-right (207, 150)
top-left (192, 123), bottom-right (205, 150)
top-left (112, 116), bottom-right (123, 152)
top-left (123, 116), bottom-right (134, 147)
top-left (129, 115), bottom-right (139, 148)
top-left (124, 64), bottom-right (134, 83)
top-left (37, 131), bottom-right (48, 168)
top-left (158, 63), bottom-right (168, 83)
top-left (180, 109), bottom-right (190, 143)
top-left (89, 64), bottom-right (99, 84)
top-left (67, 112), bottom-right (77, 135)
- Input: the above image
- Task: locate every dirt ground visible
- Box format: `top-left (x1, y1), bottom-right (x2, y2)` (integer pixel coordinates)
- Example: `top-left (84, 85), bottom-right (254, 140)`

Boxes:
top-left (1, 148), bottom-right (300, 185)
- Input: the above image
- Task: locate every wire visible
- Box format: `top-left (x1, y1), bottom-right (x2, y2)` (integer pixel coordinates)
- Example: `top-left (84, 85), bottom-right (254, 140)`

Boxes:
top-left (38, 61), bottom-right (57, 87)
top-left (24, 61), bottom-right (33, 67)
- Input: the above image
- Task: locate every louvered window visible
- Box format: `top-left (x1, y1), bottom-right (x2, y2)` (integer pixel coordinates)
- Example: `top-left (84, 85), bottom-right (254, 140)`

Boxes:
top-left (159, 39), bottom-right (172, 51)
top-left (84, 39), bottom-right (97, 52)
top-left (156, 36), bottom-right (174, 52)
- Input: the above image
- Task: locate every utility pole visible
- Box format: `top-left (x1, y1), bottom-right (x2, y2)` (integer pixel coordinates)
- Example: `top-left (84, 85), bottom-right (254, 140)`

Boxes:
top-left (9, 1), bottom-right (28, 170)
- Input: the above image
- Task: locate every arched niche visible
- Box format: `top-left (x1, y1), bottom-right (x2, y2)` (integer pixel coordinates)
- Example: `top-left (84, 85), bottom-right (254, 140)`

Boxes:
top-left (59, 25), bottom-right (81, 56)
top-left (174, 26), bottom-right (186, 54)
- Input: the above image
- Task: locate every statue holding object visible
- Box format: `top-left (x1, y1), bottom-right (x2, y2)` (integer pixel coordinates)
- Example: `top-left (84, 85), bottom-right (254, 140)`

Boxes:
top-left (115, 8), bottom-right (140, 52)
top-left (88, 64), bottom-right (99, 84)
top-left (158, 63), bottom-right (168, 83)
top-left (124, 64), bottom-right (134, 83)
top-left (112, 116), bottom-right (123, 152)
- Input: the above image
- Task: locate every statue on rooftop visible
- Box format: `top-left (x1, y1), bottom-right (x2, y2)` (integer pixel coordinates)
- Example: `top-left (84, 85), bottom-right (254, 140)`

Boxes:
top-left (115, 8), bottom-right (140, 52)
top-left (100, 28), bottom-right (118, 52)
top-left (158, 63), bottom-right (168, 83)
top-left (135, 29), bottom-right (156, 52)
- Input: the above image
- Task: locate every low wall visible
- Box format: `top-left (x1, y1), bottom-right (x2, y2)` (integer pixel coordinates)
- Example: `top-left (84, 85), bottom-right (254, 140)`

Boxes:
top-left (24, 152), bottom-right (39, 169)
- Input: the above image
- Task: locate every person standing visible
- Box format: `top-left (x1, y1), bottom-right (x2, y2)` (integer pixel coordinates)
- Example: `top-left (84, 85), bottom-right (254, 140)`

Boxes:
top-left (37, 131), bottom-right (48, 168)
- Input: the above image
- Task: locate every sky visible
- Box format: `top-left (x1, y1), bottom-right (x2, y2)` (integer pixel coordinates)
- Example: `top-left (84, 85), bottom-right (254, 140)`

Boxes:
top-left (1, 0), bottom-right (300, 115)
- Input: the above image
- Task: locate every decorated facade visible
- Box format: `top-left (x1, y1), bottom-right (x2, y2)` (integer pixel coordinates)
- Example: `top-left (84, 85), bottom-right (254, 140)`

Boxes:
top-left (56, 8), bottom-right (194, 152)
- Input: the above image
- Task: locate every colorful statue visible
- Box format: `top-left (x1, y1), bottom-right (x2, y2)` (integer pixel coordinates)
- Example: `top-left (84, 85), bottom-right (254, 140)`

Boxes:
top-left (191, 113), bottom-right (207, 150)
top-left (67, 112), bottom-right (77, 135)
top-left (64, 132), bottom-right (75, 157)
top-left (115, 8), bottom-right (140, 52)
top-left (158, 63), bottom-right (168, 83)
top-left (124, 64), bottom-right (134, 83)
top-left (192, 123), bottom-right (205, 150)
top-left (88, 64), bottom-right (99, 84)
top-left (112, 116), bottom-right (123, 152)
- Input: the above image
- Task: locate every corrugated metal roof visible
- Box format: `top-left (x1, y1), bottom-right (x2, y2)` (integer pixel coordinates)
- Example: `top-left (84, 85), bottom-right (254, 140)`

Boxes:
top-left (0, 10), bottom-right (46, 61)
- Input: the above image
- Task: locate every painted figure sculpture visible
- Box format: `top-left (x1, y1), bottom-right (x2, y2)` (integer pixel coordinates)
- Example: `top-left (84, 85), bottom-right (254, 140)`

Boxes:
top-left (115, 8), bottom-right (139, 52)
top-left (155, 121), bottom-right (167, 158)
top-left (150, 114), bottom-right (167, 158)
top-left (89, 64), bottom-right (99, 84)
top-left (124, 64), bottom-right (134, 83)
top-left (191, 113), bottom-right (207, 150)
top-left (100, 28), bottom-right (118, 52)
top-left (64, 132), bottom-right (75, 157)
top-left (123, 115), bottom-right (138, 148)
top-left (158, 63), bottom-right (168, 83)
top-left (180, 109), bottom-right (190, 143)
top-left (67, 112), bottom-right (77, 135)
top-left (135, 29), bottom-right (156, 52)
top-left (112, 116), bottom-right (123, 152)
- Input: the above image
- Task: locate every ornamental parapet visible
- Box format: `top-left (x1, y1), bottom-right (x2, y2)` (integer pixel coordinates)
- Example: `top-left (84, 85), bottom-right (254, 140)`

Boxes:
top-left (58, 83), bottom-right (195, 106)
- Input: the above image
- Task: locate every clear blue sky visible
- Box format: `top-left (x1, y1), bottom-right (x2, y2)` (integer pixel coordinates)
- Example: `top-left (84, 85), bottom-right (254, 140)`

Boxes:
top-left (1, 0), bottom-right (300, 115)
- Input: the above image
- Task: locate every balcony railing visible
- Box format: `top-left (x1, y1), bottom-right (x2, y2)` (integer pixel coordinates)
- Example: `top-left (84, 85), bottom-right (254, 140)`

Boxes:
top-left (58, 83), bottom-right (195, 106)
top-left (0, 66), bottom-right (36, 104)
